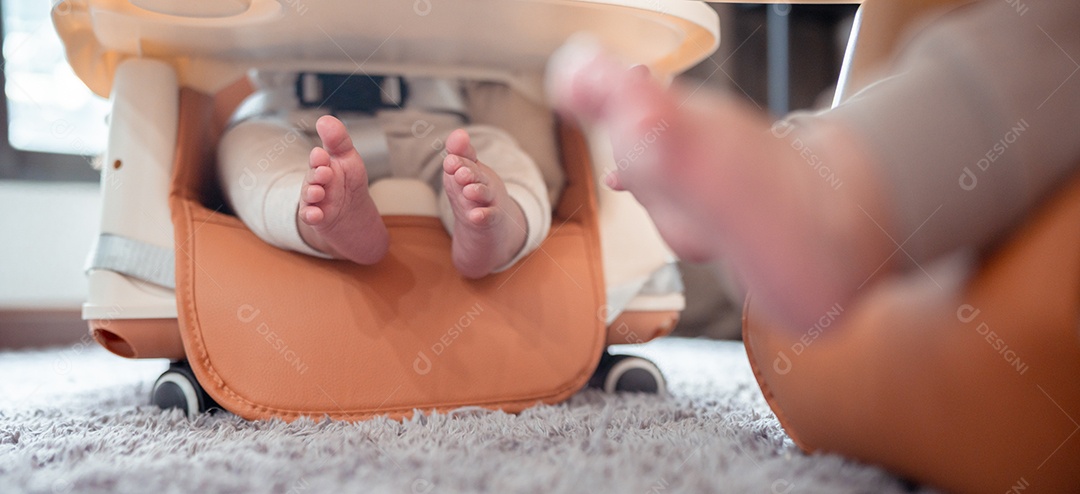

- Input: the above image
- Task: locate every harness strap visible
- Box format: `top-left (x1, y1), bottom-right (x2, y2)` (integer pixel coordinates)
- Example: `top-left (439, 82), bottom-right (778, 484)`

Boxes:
top-left (87, 233), bottom-right (175, 289)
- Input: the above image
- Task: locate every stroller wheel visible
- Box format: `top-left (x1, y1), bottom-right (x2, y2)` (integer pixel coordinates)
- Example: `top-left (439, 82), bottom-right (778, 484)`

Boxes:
top-left (151, 361), bottom-right (219, 418)
top-left (589, 352), bottom-right (667, 395)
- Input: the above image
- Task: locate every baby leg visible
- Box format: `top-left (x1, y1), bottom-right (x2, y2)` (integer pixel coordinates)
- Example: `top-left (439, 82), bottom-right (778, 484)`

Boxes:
top-left (441, 128), bottom-right (546, 278)
top-left (218, 117), bottom-right (327, 257)
top-left (297, 115), bottom-right (389, 265)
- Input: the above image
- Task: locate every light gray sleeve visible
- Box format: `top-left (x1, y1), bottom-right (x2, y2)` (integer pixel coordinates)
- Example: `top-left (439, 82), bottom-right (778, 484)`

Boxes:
top-left (812, 0), bottom-right (1080, 264)
top-left (217, 117), bottom-right (329, 258)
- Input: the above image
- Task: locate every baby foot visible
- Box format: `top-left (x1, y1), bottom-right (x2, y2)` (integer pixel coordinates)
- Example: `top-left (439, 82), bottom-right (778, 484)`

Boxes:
top-left (546, 37), bottom-right (895, 333)
top-left (297, 115), bottom-right (389, 265)
top-left (547, 35), bottom-right (726, 259)
top-left (442, 129), bottom-right (528, 278)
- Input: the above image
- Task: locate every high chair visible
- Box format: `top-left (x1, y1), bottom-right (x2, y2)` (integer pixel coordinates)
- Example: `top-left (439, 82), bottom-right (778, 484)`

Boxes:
top-left (54, 0), bottom-right (720, 421)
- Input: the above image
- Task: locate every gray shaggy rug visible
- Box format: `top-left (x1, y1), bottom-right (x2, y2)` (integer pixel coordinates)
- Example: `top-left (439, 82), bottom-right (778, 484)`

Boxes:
top-left (0, 337), bottom-right (930, 493)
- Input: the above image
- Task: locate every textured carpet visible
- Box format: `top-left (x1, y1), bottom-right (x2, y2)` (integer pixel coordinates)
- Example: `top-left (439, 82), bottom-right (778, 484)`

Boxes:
top-left (0, 338), bottom-right (931, 493)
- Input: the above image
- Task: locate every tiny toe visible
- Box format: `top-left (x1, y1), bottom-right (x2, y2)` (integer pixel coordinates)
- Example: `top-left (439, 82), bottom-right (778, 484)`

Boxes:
top-left (463, 183), bottom-right (492, 204)
top-left (453, 166), bottom-right (474, 186)
top-left (307, 166), bottom-right (334, 186)
top-left (446, 129), bottom-right (478, 162)
top-left (604, 170), bottom-right (625, 190)
top-left (467, 207), bottom-right (493, 225)
top-left (309, 147), bottom-right (330, 169)
top-left (299, 205), bottom-right (324, 225)
top-left (443, 155), bottom-right (464, 175)
top-left (302, 184), bottom-right (325, 204)
top-left (315, 116), bottom-right (355, 157)
top-left (454, 164), bottom-right (484, 187)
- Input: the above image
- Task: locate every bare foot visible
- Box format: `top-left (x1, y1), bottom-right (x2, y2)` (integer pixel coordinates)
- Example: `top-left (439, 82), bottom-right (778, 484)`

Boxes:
top-left (297, 115), bottom-right (389, 265)
top-left (442, 129), bottom-right (528, 278)
top-left (546, 38), bottom-right (894, 331)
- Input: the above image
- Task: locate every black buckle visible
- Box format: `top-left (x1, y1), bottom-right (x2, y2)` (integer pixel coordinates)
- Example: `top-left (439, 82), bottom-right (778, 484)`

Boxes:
top-left (295, 73), bottom-right (409, 113)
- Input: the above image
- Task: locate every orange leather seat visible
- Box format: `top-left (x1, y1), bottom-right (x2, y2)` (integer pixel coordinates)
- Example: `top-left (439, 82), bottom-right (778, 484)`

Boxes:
top-left (155, 83), bottom-right (675, 422)
top-left (743, 169), bottom-right (1080, 493)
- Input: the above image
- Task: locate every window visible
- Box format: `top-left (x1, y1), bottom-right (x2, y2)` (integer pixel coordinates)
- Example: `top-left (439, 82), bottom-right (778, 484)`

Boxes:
top-left (0, 0), bottom-right (107, 181)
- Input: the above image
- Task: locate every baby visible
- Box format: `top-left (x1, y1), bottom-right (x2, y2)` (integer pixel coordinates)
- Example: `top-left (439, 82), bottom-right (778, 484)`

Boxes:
top-left (547, 0), bottom-right (1080, 332)
top-left (219, 74), bottom-right (562, 278)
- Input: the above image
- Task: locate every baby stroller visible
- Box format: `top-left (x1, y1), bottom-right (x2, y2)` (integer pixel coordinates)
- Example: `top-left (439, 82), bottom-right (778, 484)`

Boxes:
top-left (55, 0), bottom-right (719, 421)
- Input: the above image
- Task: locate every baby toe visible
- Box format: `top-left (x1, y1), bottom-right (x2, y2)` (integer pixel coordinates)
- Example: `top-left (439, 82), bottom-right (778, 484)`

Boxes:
top-left (309, 147), bottom-right (331, 169)
top-left (462, 183), bottom-right (493, 204)
top-left (443, 154), bottom-right (465, 175)
top-left (299, 205), bottom-right (325, 225)
top-left (453, 164), bottom-right (478, 186)
top-left (307, 166), bottom-right (334, 186)
top-left (446, 130), bottom-right (478, 162)
top-left (302, 184), bottom-right (325, 204)
top-left (467, 207), bottom-right (494, 226)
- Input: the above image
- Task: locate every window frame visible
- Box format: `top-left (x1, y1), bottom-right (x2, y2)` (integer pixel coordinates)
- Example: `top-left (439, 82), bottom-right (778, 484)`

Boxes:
top-left (0, 0), bottom-right (100, 183)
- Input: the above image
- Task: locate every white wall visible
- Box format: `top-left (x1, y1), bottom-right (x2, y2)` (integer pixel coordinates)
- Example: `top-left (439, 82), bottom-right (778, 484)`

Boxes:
top-left (0, 180), bottom-right (100, 310)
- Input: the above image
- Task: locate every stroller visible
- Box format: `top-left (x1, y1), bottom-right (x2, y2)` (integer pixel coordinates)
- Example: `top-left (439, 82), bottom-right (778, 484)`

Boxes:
top-left (55, 0), bottom-right (720, 421)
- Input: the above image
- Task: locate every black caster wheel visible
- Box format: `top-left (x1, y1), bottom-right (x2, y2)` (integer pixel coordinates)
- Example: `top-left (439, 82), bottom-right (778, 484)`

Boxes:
top-left (151, 360), bottom-right (219, 418)
top-left (589, 352), bottom-right (667, 395)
